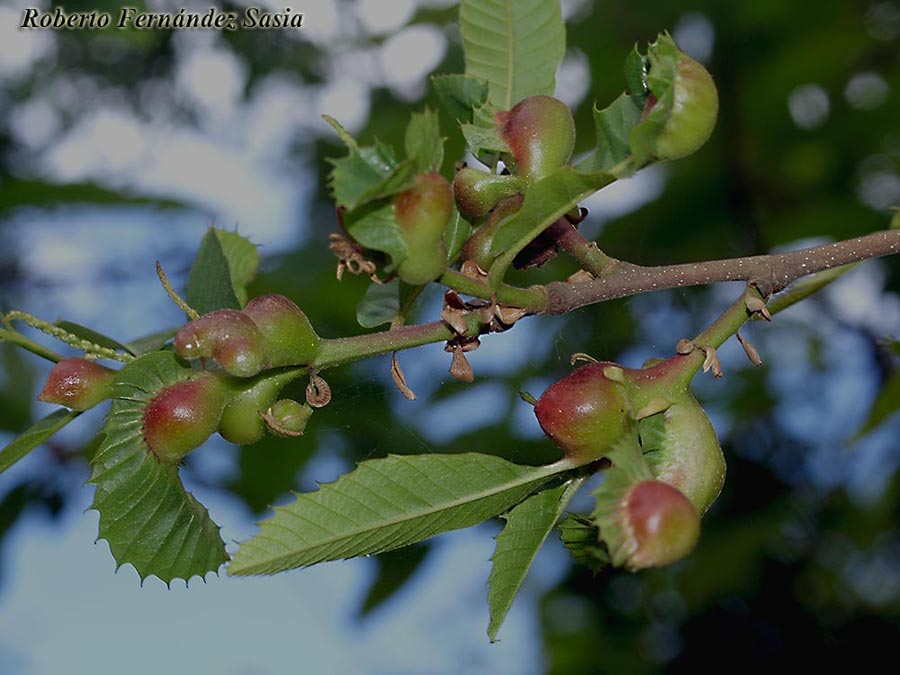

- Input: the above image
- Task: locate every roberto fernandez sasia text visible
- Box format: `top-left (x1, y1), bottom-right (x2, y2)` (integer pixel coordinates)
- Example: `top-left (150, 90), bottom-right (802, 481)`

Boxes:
top-left (20, 7), bottom-right (304, 31)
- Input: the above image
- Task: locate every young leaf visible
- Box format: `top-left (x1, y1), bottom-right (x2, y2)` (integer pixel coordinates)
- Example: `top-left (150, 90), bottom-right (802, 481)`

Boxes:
top-left (404, 108), bottom-right (444, 174)
top-left (342, 202), bottom-right (409, 266)
top-left (489, 166), bottom-right (616, 257)
top-left (558, 513), bottom-right (609, 574)
top-left (88, 352), bottom-right (228, 584)
top-left (431, 74), bottom-right (489, 123)
top-left (0, 409), bottom-right (80, 475)
top-left (357, 279), bottom-right (401, 328)
top-left (325, 116), bottom-right (414, 211)
top-left (215, 230), bottom-right (260, 306)
top-left (460, 0), bottom-right (565, 110)
top-left (487, 478), bottom-right (584, 641)
top-left (187, 228), bottom-right (242, 315)
top-left (229, 453), bottom-right (570, 576)
top-left (443, 209), bottom-right (471, 263)
top-left (125, 327), bottom-right (178, 355)
top-left (576, 93), bottom-right (644, 174)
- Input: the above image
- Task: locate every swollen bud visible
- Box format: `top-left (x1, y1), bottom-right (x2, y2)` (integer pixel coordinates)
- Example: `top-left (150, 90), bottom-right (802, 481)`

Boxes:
top-left (534, 362), bottom-right (629, 463)
top-left (174, 309), bottom-right (266, 378)
top-left (496, 95), bottom-right (576, 179)
top-left (452, 168), bottom-right (524, 221)
top-left (143, 373), bottom-right (228, 463)
top-left (38, 357), bottom-right (116, 411)
top-left (393, 171), bottom-right (453, 285)
top-left (622, 480), bottom-right (700, 569)
top-left (243, 294), bottom-right (320, 367)
top-left (641, 35), bottom-right (718, 161)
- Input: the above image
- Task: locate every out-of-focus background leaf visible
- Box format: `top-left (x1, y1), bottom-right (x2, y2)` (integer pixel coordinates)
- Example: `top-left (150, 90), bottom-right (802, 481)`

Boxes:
top-left (0, 0), bottom-right (898, 673)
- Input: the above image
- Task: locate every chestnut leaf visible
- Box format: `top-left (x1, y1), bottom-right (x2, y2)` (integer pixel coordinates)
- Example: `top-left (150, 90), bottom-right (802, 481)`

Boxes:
top-left (229, 453), bottom-right (572, 576)
top-left (460, 0), bottom-right (564, 110)
top-left (488, 478), bottom-right (584, 641)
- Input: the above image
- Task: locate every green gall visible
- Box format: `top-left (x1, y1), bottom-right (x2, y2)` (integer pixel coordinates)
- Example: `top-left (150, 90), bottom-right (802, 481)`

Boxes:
top-left (38, 357), bottom-right (116, 411)
top-left (461, 194), bottom-right (524, 271)
top-left (496, 95), bottom-right (576, 179)
top-left (452, 167), bottom-right (524, 220)
top-left (642, 392), bottom-right (726, 515)
top-left (641, 34), bottom-right (718, 161)
top-left (217, 375), bottom-right (287, 445)
top-left (243, 294), bottom-right (320, 367)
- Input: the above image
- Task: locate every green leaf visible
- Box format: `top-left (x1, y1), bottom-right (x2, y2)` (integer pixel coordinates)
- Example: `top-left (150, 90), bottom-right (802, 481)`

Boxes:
top-left (0, 409), bottom-right (80, 475)
top-left (89, 351), bottom-right (228, 584)
top-left (343, 201), bottom-right (409, 265)
top-left (460, 0), bottom-right (565, 110)
top-left (623, 45), bottom-right (649, 102)
top-left (856, 370), bottom-right (900, 438)
top-left (125, 327), bottom-right (178, 355)
top-left (357, 279), bottom-right (401, 328)
top-left (0, 327), bottom-right (62, 363)
top-left (431, 74), bottom-right (489, 123)
top-left (229, 453), bottom-right (569, 576)
top-left (576, 93), bottom-right (644, 173)
top-left (187, 228), bottom-right (242, 316)
top-left (558, 513), bottom-right (609, 574)
top-left (443, 209), bottom-right (471, 263)
top-left (55, 321), bottom-right (135, 356)
top-left (404, 108), bottom-right (444, 173)
top-left (460, 113), bottom-right (510, 162)
top-left (215, 230), bottom-right (260, 306)
top-left (325, 116), bottom-right (414, 211)
top-left (490, 167), bottom-right (616, 258)
top-left (487, 478), bottom-right (583, 641)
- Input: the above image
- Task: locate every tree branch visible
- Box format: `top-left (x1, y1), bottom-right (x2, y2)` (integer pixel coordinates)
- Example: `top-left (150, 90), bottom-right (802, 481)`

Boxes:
top-left (544, 229), bottom-right (900, 314)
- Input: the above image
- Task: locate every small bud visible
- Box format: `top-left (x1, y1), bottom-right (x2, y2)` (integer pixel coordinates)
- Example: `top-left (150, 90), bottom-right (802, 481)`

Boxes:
top-left (262, 399), bottom-right (313, 438)
top-left (143, 374), bottom-right (228, 463)
top-left (496, 95), bottom-right (576, 179)
top-left (623, 480), bottom-right (700, 569)
top-left (174, 309), bottom-right (266, 378)
top-left (38, 357), bottom-right (116, 411)
top-left (243, 294), bottom-right (321, 367)
top-left (452, 168), bottom-right (524, 220)
top-left (534, 361), bottom-right (629, 463)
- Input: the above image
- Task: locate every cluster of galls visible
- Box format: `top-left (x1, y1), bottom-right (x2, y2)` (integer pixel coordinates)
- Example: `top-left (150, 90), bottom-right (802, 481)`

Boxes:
top-left (38, 294), bottom-right (321, 465)
top-left (534, 359), bottom-right (725, 570)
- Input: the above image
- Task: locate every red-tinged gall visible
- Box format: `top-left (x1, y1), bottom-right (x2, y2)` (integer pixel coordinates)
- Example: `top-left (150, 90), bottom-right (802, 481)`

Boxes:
top-left (497, 95), bottom-right (575, 179)
top-left (243, 294), bottom-right (320, 367)
top-left (534, 361), bottom-right (629, 463)
top-left (38, 357), bottom-right (116, 411)
top-left (624, 480), bottom-right (700, 569)
top-left (143, 374), bottom-right (228, 463)
top-left (393, 171), bottom-right (453, 285)
top-left (174, 309), bottom-right (266, 377)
